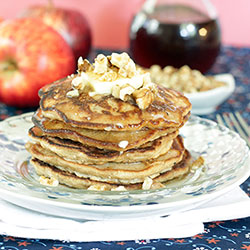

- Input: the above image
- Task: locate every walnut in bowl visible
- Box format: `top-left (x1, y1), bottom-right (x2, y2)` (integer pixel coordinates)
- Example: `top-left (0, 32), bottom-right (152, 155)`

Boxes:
top-left (149, 65), bottom-right (235, 115)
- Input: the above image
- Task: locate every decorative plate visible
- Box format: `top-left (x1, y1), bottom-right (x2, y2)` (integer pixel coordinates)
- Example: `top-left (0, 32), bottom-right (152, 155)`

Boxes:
top-left (0, 113), bottom-right (249, 220)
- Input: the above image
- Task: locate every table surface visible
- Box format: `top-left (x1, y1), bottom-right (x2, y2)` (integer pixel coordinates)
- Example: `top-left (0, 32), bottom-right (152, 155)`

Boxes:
top-left (0, 46), bottom-right (249, 250)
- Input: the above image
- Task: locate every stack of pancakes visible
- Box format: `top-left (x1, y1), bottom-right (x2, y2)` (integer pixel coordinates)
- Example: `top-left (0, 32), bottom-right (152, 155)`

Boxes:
top-left (26, 56), bottom-right (192, 191)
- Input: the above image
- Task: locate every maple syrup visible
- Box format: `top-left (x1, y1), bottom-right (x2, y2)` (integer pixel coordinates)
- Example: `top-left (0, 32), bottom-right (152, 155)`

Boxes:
top-left (129, 4), bottom-right (221, 73)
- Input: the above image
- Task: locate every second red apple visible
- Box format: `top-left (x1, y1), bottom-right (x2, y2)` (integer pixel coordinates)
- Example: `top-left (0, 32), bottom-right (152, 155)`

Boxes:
top-left (21, 4), bottom-right (92, 61)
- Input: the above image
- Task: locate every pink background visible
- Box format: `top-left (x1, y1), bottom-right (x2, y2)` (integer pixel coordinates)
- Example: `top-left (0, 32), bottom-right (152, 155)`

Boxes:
top-left (0, 0), bottom-right (249, 49)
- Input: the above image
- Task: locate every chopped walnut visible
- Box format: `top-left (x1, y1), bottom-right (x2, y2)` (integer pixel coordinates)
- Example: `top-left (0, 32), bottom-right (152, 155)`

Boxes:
top-left (112, 71), bottom-right (157, 109)
top-left (111, 186), bottom-right (127, 191)
top-left (71, 72), bottom-right (94, 93)
top-left (67, 73), bottom-right (75, 79)
top-left (66, 89), bottom-right (79, 98)
top-left (39, 176), bottom-right (59, 187)
top-left (104, 126), bottom-right (112, 131)
top-left (94, 54), bottom-right (109, 74)
top-left (190, 156), bottom-right (205, 172)
top-left (133, 87), bottom-right (155, 110)
top-left (118, 140), bottom-right (129, 149)
top-left (132, 74), bottom-right (158, 109)
top-left (151, 182), bottom-right (165, 189)
top-left (110, 52), bottom-right (136, 78)
top-left (149, 65), bottom-right (225, 93)
top-left (115, 84), bottom-right (135, 101)
top-left (99, 70), bottom-right (118, 81)
top-left (70, 53), bottom-right (158, 109)
top-left (142, 177), bottom-right (153, 190)
top-left (111, 84), bottom-right (121, 99)
top-left (77, 57), bottom-right (93, 73)
top-left (78, 56), bottom-right (84, 68)
top-left (87, 184), bottom-right (108, 191)
top-left (72, 73), bottom-right (86, 87)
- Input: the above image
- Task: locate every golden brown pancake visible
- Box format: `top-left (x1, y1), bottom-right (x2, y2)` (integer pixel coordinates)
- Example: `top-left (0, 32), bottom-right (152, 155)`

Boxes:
top-left (26, 136), bottom-right (185, 185)
top-left (32, 109), bottom-right (179, 151)
top-left (30, 149), bottom-right (191, 190)
top-left (39, 79), bottom-right (191, 131)
top-left (153, 150), bottom-right (191, 183)
top-left (28, 126), bottom-right (178, 163)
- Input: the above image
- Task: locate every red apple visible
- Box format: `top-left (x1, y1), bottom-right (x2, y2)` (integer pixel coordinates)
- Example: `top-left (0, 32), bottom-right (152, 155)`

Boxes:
top-left (21, 3), bottom-right (92, 61)
top-left (0, 18), bottom-right (75, 107)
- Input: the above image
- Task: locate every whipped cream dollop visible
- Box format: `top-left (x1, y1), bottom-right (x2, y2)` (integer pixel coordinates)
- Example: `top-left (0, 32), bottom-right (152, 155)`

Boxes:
top-left (67, 52), bottom-right (158, 110)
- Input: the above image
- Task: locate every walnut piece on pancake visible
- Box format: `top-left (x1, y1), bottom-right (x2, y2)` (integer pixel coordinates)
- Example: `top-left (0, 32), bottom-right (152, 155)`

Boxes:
top-left (149, 64), bottom-right (225, 93)
top-left (39, 176), bottom-right (59, 187)
top-left (66, 88), bottom-right (79, 98)
top-left (93, 54), bottom-right (109, 74)
top-left (111, 186), bottom-right (127, 191)
top-left (77, 57), bottom-right (93, 72)
top-left (132, 73), bottom-right (158, 110)
top-left (110, 52), bottom-right (136, 78)
top-left (142, 177), bottom-right (153, 190)
top-left (87, 184), bottom-right (109, 191)
top-left (67, 53), bottom-right (158, 109)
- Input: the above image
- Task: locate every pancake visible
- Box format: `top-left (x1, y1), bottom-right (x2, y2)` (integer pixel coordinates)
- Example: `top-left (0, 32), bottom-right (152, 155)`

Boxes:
top-left (153, 149), bottom-right (191, 183)
top-left (32, 109), bottom-right (179, 151)
top-left (30, 148), bottom-right (192, 191)
top-left (28, 126), bottom-right (178, 163)
top-left (26, 136), bottom-right (185, 185)
top-left (25, 52), bottom-right (198, 191)
top-left (39, 78), bottom-right (191, 131)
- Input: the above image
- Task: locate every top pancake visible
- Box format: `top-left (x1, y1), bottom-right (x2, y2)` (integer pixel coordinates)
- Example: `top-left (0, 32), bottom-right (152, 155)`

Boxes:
top-left (39, 78), bottom-right (191, 131)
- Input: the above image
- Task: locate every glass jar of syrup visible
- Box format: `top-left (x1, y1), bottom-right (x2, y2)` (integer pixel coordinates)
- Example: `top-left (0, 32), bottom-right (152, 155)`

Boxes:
top-left (129, 0), bottom-right (221, 73)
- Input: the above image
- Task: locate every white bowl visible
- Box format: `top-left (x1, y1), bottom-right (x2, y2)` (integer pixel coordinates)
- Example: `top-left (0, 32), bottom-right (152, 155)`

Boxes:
top-left (184, 74), bottom-right (235, 115)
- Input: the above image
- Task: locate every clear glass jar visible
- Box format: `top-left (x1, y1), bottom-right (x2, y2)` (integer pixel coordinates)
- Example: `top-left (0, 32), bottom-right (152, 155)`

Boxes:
top-left (129, 0), bottom-right (221, 73)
